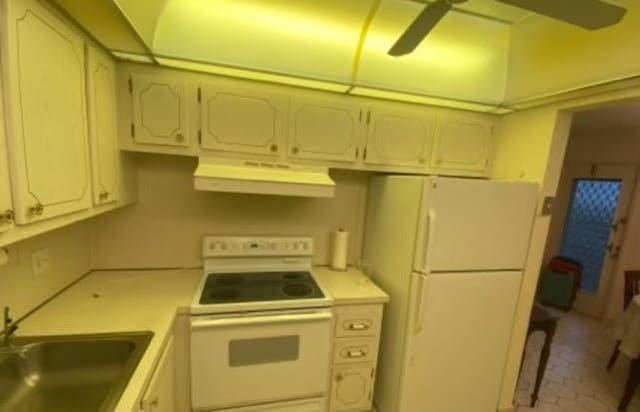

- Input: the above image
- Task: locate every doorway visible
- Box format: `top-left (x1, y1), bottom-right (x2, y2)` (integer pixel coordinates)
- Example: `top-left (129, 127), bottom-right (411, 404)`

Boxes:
top-left (554, 163), bottom-right (636, 317)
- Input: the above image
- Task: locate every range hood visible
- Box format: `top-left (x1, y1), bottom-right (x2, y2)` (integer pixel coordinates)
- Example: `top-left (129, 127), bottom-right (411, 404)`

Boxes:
top-left (194, 158), bottom-right (336, 198)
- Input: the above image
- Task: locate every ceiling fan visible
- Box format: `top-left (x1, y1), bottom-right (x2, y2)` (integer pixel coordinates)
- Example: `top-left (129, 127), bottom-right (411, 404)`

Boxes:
top-left (388, 0), bottom-right (628, 56)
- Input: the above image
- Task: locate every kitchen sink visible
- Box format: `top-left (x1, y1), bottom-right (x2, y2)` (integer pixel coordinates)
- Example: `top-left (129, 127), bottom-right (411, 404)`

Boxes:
top-left (0, 331), bottom-right (153, 412)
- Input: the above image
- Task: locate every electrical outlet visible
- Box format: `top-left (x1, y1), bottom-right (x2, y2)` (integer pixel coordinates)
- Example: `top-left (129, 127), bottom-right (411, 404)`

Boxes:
top-left (32, 248), bottom-right (50, 279)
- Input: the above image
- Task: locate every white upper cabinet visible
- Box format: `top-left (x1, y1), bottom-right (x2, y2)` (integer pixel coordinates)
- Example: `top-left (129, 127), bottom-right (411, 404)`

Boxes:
top-left (199, 83), bottom-right (286, 157)
top-left (131, 73), bottom-right (190, 147)
top-left (288, 94), bottom-right (361, 163)
top-left (86, 47), bottom-right (119, 205)
top-left (364, 104), bottom-right (435, 169)
top-left (3, 0), bottom-right (91, 224)
top-left (431, 115), bottom-right (494, 173)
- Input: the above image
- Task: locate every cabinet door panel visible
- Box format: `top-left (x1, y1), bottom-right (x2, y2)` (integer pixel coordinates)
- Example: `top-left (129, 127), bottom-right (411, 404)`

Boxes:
top-left (0, 87), bottom-right (13, 232)
top-left (4, 0), bottom-right (91, 223)
top-left (330, 364), bottom-right (374, 411)
top-left (431, 116), bottom-right (494, 173)
top-left (87, 47), bottom-right (119, 205)
top-left (142, 337), bottom-right (175, 412)
top-left (365, 106), bottom-right (435, 168)
top-left (288, 96), bottom-right (360, 163)
top-left (132, 73), bottom-right (189, 147)
top-left (200, 85), bottom-right (285, 156)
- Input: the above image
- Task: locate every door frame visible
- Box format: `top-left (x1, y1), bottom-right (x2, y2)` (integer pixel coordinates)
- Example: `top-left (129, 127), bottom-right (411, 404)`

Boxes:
top-left (554, 162), bottom-right (637, 318)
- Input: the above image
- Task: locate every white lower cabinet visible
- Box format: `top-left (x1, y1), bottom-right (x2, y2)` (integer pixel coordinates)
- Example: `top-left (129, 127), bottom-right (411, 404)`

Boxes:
top-left (141, 336), bottom-right (175, 412)
top-left (329, 304), bottom-right (383, 412)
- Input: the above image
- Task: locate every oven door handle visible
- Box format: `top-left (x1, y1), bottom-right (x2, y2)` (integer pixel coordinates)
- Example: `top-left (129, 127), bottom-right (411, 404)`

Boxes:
top-left (191, 311), bottom-right (333, 329)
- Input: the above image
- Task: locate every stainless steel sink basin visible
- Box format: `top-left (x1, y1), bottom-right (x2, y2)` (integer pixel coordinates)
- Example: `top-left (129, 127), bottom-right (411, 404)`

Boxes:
top-left (0, 331), bottom-right (153, 412)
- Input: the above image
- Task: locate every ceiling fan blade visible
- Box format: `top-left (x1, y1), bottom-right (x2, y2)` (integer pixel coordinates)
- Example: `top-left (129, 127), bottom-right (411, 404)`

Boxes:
top-left (496, 0), bottom-right (626, 29)
top-left (388, 1), bottom-right (452, 57)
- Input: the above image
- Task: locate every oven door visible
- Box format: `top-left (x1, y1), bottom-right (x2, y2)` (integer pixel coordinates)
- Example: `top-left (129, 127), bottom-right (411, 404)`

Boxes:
top-left (190, 308), bottom-right (333, 411)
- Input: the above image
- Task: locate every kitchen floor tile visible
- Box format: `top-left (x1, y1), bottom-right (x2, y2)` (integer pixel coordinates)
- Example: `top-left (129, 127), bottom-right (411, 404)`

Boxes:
top-left (515, 309), bottom-right (640, 412)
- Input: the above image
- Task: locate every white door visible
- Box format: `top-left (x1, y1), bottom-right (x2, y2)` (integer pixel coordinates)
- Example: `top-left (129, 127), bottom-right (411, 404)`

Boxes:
top-left (131, 73), bottom-right (189, 147)
top-left (86, 46), bottom-right (119, 205)
top-left (431, 115), bottom-right (494, 173)
top-left (415, 178), bottom-right (539, 273)
top-left (141, 337), bottom-right (175, 412)
top-left (400, 271), bottom-right (521, 412)
top-left (288, 95), bottom-right (361, 163)
top-left (364, 104), bottom-right (435, 168)
top-left (190, 310), bottom-right (332, 411)
top-left (199, 84), bottom-right (285, 157)
top-left (3, 0), bottom-right (92, 223)
top-left (0, 72), bottom-right (14, 233)
top-left (554, 163), bottom-right (636, 317)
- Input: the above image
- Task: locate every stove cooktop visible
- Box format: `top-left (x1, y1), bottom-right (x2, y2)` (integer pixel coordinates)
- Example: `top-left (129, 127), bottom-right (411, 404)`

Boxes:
top-left (199, 271), bottom-right (325, 305)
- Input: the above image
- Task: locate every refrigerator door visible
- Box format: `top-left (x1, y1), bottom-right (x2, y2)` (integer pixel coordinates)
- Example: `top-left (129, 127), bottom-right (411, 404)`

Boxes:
top-left (415, 178), bottom-right (538, 273)
top-left (399, 271), bottom-right (522, 412)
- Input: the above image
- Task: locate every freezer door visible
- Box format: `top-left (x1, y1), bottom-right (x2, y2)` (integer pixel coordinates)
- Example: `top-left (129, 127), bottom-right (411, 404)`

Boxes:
top-left (399, 271), bottom-right (522, 412)
top-left (415, 178), bottom-right (538, 273)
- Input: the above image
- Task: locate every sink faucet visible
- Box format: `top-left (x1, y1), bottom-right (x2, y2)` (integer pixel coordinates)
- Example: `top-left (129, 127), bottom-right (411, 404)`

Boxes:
top-left (2, 306), bottom-right (18, 348)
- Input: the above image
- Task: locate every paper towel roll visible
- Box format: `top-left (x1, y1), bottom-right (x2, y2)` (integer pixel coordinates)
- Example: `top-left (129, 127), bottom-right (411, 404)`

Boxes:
top-left (331, 229), bottom-right (349, 271)
top-left (0, 248), bottom-right (8, 266)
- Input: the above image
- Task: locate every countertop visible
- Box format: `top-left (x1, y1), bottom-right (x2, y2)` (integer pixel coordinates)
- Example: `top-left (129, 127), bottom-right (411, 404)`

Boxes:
top-left (17, 266), bottom-right (387, 412)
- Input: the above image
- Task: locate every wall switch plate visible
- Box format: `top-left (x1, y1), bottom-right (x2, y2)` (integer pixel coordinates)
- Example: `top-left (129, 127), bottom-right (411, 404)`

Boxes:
top-left (32, 248), bottom-right (50, 279)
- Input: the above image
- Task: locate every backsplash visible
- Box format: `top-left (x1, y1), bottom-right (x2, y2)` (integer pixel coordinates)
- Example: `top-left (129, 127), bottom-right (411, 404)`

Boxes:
top-left (89, 154), bottom-right (370, 269)
top-left (0, 221), bottom-right (92, 319)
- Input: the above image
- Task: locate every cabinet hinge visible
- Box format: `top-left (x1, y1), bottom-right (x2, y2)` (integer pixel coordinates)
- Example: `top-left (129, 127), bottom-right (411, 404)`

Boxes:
top-left (359, 110), bottom-right (362, 122)
top-left (128, 77), bottom-right (132, 94)
top-left (355, 147), bottom-right (359, 158)
top-left (197, 87), bottom-right (201, 103)
top-left (198, 130), bottom-right (202, 145)
top-left (130, 123), bottom-right (135, 138)
top-left (367, 110), bottom-right (371, 124)
top-left (363, 148), bottom-right (367, 160)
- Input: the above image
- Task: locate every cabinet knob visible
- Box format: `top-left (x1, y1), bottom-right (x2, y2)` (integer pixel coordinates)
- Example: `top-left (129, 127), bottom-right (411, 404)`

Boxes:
top-left (346, 349), bottom-right (366, 358)
top-left (0, 209), bottom-right (14, 224)
top-left (270, 144), bottom-right (278, 153)
top-left (347, 322), bottom-right (369, 331)
top-left (291, 146), bottom-right (299, 155)
top-left (419, 157), bottom-right (426, 164)
top-left (99, 191), bottom-right (109, 200)
top-left (29, 203), bottom-right (44, 217)
top-left (175, 133), bottom-right (185, 143)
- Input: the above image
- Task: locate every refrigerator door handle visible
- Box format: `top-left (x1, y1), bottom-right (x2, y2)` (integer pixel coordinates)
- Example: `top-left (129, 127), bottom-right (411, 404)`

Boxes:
top-left (420, 208), bottom-right (436, 275)
top-left (413, 273), bottom-right (428, 333)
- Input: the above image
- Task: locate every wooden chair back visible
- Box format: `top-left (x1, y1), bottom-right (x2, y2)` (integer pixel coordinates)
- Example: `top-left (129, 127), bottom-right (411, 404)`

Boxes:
top-left (624, 270), bottom-right (640, 309)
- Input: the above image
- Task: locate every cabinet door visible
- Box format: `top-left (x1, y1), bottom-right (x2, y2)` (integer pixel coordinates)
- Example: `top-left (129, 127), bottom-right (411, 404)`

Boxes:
top-left (288, 95), bottom-right (361, 163)
top-left (142, 336), bottom-right (175, 412)
top-left (431, 115), bottom-right (494, 173)
top-left (86, 47), bottom-right (119, 205)
top-left (3, 0), bottom-right (91, 224)
top-left (200, 84), bottom-right (285, 157)
top-left (131, 73), bottom-right (189, 147)
top-left (0, 84), bottom-right (14, 232)
top-left (365, 105), bottom-right (435, 168)
top-left (330, 365), bottom-right (374, 412)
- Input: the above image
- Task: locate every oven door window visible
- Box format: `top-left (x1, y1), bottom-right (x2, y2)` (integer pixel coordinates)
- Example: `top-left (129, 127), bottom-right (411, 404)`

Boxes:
top-left (229, 335), bottom-right (299, 366)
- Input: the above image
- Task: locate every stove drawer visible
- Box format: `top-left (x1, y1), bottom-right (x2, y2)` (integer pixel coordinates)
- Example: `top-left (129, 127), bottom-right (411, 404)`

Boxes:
top-left (335, 305), bottom-right (382, 338)
top-left (190, 309), bottom-right (333, 411)
top-left (333, 337), bottom-right (378, 364)
top-left (212, 397), bottom-right (326, 411)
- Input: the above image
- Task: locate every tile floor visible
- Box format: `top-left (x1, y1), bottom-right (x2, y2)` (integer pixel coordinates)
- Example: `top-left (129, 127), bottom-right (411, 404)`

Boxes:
top-left (516, 309), bottom-right (640, 412)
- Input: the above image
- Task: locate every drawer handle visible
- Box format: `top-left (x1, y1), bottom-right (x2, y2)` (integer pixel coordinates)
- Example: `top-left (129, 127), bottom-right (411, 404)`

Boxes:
top-left (345, 349), bottom-right (367, 358)
top-left (346, 322), bottom-right (370, 331)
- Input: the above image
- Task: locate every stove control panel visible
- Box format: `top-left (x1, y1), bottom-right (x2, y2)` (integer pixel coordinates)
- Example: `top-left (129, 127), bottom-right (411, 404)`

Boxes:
top-left (203, 236), bottom-right (313, 257)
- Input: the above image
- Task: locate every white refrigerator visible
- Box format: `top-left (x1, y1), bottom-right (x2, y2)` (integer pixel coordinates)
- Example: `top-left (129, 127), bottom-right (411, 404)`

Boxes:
top-left (363, 175), bottom-right (538, 412)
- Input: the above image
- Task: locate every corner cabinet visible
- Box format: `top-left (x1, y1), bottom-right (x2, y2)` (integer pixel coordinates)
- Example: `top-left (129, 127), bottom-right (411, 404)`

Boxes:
top-left (131, 73), bottom-right (190, 148)
top-left (364, 104), bottom-right (435, 169)
top-left (86, 47), bottom-right (120, 205)
top-left (330, 304), bottom-right (383, 412)
top-left (141, 336), bottom-right (176, 412)
top-left (2, 0), bottom-right (92, 224)
top-left (287, 94), bottom-right (362, 164)
top-left (431, 115), bottom-right (494, 174)
top-left (199, 83), bottom-right (286, 158)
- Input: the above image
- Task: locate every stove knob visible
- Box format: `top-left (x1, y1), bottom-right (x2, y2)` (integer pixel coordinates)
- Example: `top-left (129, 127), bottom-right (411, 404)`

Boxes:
top-left (302, 242), bottom-right (309, 250)
top-left (221, 243), bottom-right (227, 251)
top-left (293, 243), bottom-right (299, 250)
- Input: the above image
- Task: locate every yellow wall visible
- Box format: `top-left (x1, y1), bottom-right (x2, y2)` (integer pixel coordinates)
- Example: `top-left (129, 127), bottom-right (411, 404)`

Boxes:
top-left (89, 154), bottom-right (370, 269)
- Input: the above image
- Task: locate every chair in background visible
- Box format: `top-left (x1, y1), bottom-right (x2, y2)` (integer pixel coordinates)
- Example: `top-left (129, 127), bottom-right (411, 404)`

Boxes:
top-left (607, 270), bottom-right (640, 370)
